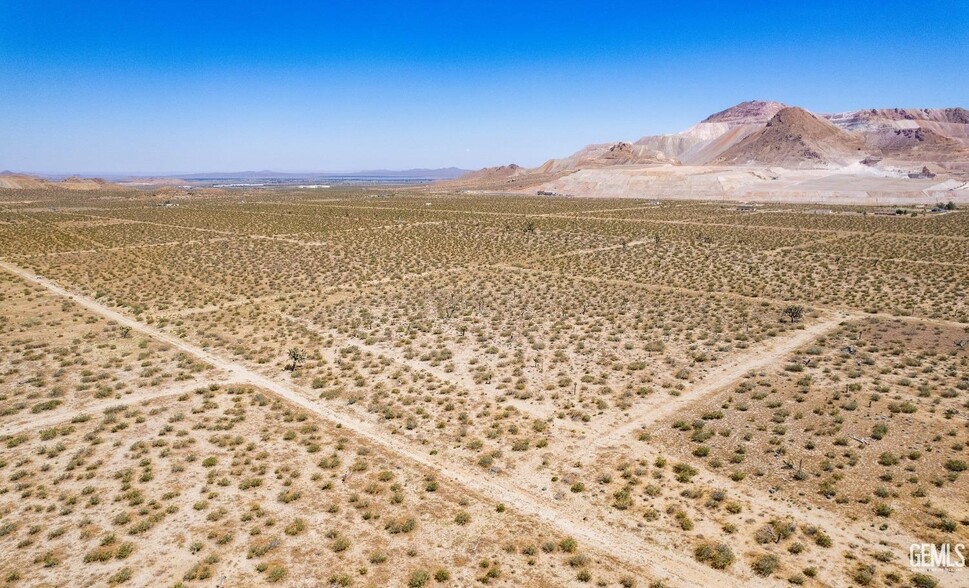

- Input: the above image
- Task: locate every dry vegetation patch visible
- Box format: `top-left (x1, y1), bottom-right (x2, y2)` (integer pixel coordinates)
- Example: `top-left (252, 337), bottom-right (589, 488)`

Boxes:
top-left (0, 272), bottom-right (214, 429)
top-left (1, 189), bottom-right (966, 587)
top-left (1, 385), bottom-right (629, 586)
top-left (650, 318), bottom-right (968, 577)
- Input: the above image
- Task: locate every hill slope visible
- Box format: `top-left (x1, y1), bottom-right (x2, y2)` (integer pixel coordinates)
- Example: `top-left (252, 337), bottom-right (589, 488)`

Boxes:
top-left (824, 108), bottom-right (969, 163)
top-left (634, 101), bottom-right (787, 165)
top-left (0, 173), bottom-right (123, 191)
top-left (712, 107), bottom-right (867, 167)
top-left (534, 142), bottom-right (672, 174)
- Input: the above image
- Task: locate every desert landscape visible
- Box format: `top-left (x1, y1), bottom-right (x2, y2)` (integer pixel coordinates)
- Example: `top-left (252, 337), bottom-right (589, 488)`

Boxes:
top-left (0, 185), bottom-right (966, 587)
top-left (3, 2), bottom-right (968, 585)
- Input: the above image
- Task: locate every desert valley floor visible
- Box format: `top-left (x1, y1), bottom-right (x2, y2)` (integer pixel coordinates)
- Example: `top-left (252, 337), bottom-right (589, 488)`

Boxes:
top-left (0, 189), bottom-right (967, 588)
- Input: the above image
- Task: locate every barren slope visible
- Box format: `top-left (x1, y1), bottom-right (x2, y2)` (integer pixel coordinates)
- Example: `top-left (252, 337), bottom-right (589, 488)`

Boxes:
top-left (713, 107), bottom-right (867, 167)
top-left (0, 174), bottom-right (47, 189)
top-left (534, 141), bottom-right (672, 173)
top-left (825, 108), bottom-right (969, 163)
top-left (0, 173), bottom-right (122, 191)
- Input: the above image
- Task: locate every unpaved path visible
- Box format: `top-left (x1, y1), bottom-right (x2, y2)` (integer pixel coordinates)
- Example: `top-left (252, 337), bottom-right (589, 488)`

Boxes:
top-left (277, 200), bottom-right (969, 241)
top-left (279, 312), bottom-right (552, 423)
top-left (0, 260), bottom-right (767, 588)
top-left (10, 236), bottom-right (235, 260)
top-left (584, 311), bottom-right (858, 454)
top-left (591, 441), bottom-right (936, 581)
top-left (768, 232), bottom-right (848, 253)
top-left (575, 306), bottom-right (947, 586)
top-left (497, 263), bottom-right (967, 331)
top-left (543, 239), bottom-right (650, 260)
top-left (222, 307), bottom-right (944, 584)
top-left (0, 378), bottom-right (232, 436)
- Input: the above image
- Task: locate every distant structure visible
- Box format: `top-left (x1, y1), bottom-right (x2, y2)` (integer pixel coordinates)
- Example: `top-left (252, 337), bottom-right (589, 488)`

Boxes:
top-left (908, 166), bottom-right (937, 179)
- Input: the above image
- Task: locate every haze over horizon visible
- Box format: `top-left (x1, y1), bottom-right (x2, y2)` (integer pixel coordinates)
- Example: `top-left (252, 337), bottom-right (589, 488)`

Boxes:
top-left (1, 1), bottom-right (967, 174)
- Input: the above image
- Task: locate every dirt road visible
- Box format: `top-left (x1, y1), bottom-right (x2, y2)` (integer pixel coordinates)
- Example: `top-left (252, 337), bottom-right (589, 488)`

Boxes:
top-left (0, 378), bottom-right (231, 436)
top-left (0, 260), bottom-right (769, 587)
top-left (584, 311), bottom-right (858, 454)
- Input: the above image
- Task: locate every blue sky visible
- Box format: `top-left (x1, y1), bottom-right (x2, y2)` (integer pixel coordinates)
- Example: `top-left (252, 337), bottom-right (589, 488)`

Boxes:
top-left (1, 1), bottom-right (967, 173)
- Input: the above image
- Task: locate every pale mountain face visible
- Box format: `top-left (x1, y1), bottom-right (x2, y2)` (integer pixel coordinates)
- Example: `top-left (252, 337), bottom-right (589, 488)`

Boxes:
top-left (700, 100), bottom-right (789, 125)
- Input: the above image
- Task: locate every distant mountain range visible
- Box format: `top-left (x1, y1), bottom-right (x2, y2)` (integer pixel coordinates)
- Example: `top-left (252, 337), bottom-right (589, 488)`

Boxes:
top-left (0, 168), bottom-right (472, 190)
top-left (170, 167), bottom-right (470, 181)
top-left (5, 104), bottom-right (969, 204)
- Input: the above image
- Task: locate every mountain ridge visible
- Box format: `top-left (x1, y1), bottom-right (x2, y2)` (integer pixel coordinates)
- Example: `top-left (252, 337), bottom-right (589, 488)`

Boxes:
top-left (449, 100), bottom-right (969, 184)
top-left (442, 100), bottom-right (969, 203)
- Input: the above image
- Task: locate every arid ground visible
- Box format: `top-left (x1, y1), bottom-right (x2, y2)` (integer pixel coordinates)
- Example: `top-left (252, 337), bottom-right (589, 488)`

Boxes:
top-left (0, 188), bottom-right (966, 587)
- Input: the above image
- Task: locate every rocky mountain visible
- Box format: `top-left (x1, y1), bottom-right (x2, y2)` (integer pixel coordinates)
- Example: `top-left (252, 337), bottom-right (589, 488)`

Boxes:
top-left (533, 142), bottom-right (672, 174)
top-left (627, 101), bottom-right (785, 166)
top-left (435, 163), bottom-right (572, 191)
top-left (701, 100), bottom-right (788, 125)
top-left (826, 107), bottom-right (969, 141)
top-left (453, 163), bottom-right (530, 182)
top-left (824, 108), bottom-right (969, 163)
top-left (633, 102), bottom-right (969, 168)
top-left (712, 107), bottom-right (866, 168)
top-left (445, 100), bottom-right (969, 202)
top-left (450, 101), bottom-right (969, 186)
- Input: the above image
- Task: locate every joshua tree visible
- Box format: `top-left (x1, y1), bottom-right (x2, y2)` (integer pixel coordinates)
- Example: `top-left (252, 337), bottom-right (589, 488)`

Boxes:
top-left (437, 289), bottom-right (461, 320)
top-left (783, 305), bottom-right (804, 323)
top-left (288, 347), bottom-right (307, 370)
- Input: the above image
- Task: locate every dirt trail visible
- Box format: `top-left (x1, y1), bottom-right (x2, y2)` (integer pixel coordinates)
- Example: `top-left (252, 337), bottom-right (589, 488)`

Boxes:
top-left (496, 262), bottom-right (773, 307)
top-left (281, 309), bottom-right (926, 582)
top-left (281, 200), bottom-right (969, 242)
top-left (543, 239), bottom-right (650, 260)
top-left (584, 311), bottom-right (858, 454)
top-left (57, 211), bottom-right (240, 237)
top-left (0, 260), bottom-right (767, 588)
top-left (577, 307), bottom-right (947, 585)
top-left (286, 298), bottom-right (937, 575)
top-left (592, 441), bottom-right (933, 577)
top-left (792, 249), bottom-right (969, 268)
top-left (0, 378), bottom-right (231, 436)
top-left (9, 237), bottom-right (236, 260)
top-left (768, 232), bottom-right (848, 253)
top-left (498, 264), bottom-right (968, 331)
top-left (286, 318), bottom-right (918, 582)
top-left (279, 312), bottom-right (551, 422)
top-left (41, 205), bottom-right (969, 325)
top-left (162, 266), bottom-right (466, 319)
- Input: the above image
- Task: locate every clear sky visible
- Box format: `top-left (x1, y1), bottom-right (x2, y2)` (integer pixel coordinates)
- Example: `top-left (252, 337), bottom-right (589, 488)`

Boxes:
top-left (1, 1), bottom-right (967, 174)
